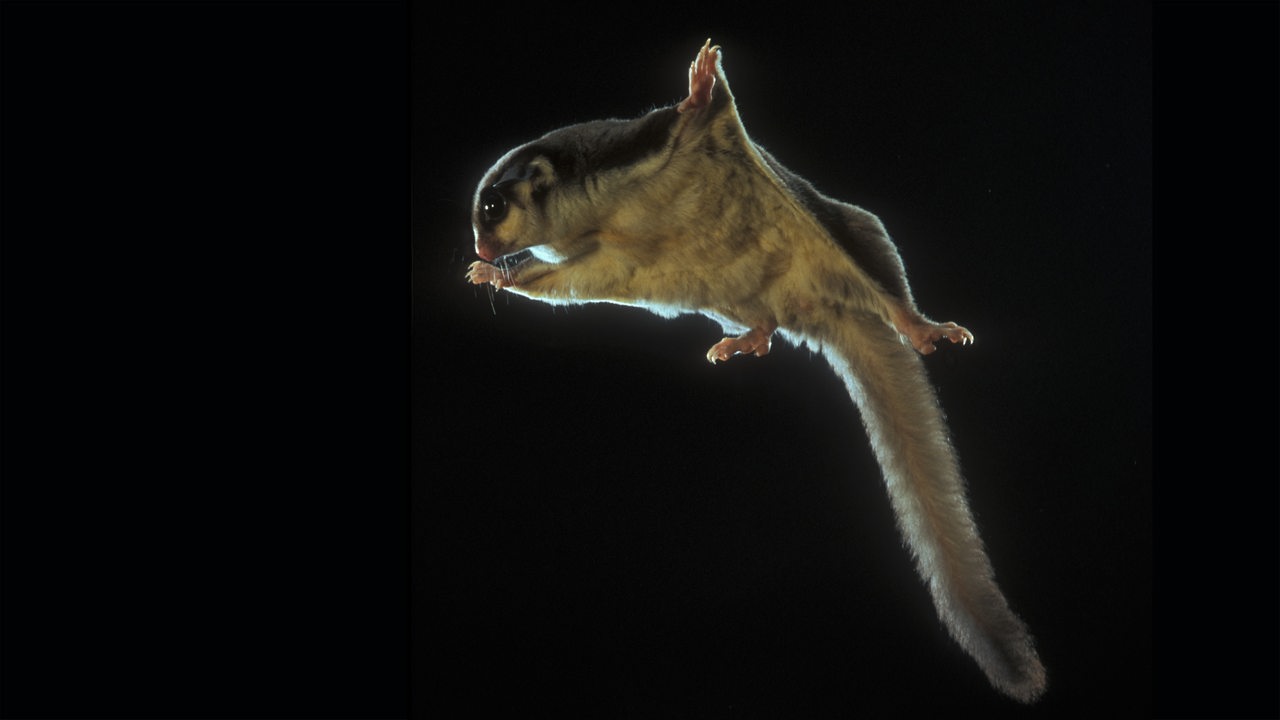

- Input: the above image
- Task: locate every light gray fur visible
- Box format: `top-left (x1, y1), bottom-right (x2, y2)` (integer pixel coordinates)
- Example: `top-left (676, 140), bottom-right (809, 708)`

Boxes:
top-left (784, 314), bottom-right (1046, 702)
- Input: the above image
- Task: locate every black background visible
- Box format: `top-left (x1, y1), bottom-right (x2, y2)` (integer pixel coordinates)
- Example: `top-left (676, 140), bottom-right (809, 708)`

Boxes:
top-left (415, 3), bottom-right (1158, 718)
top-left (1, 2), bottom-right (1277, 719)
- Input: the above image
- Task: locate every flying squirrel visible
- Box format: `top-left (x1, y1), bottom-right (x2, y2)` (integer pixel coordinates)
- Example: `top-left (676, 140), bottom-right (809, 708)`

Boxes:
top-left (465, 40), bottom-right (1046, 703)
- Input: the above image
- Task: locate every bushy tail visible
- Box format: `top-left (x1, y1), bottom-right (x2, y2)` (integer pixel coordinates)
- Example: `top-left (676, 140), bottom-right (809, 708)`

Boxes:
top-left (815, 315), bottom-right (1046, 702)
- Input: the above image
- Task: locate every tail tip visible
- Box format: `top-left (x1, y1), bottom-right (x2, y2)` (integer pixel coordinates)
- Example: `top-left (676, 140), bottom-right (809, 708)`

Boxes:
top-left (994, 659), bottom-right (1047, 704)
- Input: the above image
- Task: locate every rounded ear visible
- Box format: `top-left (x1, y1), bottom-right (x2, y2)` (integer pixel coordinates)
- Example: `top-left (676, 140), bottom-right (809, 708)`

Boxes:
top-left (525, 156), bottom-right (556, 190)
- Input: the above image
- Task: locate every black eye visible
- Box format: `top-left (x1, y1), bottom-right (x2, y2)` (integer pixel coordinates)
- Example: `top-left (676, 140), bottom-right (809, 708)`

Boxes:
top-left (479, 186), bottom-right (507, 225)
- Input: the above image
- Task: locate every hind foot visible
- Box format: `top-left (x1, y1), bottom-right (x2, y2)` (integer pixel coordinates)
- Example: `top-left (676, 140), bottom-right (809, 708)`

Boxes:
top-left (677, 39), bottom-right (720, 114)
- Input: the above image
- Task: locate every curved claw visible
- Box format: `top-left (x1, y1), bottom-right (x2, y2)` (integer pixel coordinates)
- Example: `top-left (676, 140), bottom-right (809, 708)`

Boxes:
top-left (911, 321), bottom-right (974, 355)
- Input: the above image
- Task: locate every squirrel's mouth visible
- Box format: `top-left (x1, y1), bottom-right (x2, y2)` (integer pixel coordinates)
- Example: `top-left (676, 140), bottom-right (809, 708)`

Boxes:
top-left (469, 248), bottom-right (542, 289)
top-left (492, 248), bottom-right (534, 275)
top-left (471, 242), bottom-right (578, 288)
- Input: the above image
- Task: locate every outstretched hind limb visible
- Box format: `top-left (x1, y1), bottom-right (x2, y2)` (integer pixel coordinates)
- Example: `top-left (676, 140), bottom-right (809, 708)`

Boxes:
top-left (889, 304), bottom-right (974, 355)
top-left (677, 39), bottom-right (720, 114)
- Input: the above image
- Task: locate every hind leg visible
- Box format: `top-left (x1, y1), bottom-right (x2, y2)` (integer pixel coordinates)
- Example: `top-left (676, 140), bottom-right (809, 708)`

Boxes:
top-left (677, 39), bottom-right (720, 114)
top-left (889, 305), bottom-right (974, 355)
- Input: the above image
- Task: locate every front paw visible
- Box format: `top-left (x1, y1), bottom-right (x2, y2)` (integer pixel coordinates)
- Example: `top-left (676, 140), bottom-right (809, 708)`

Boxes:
top-left (466, 260), bottom-right (507, 289)
top-left (705, 327), bottom-right (774, 364)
